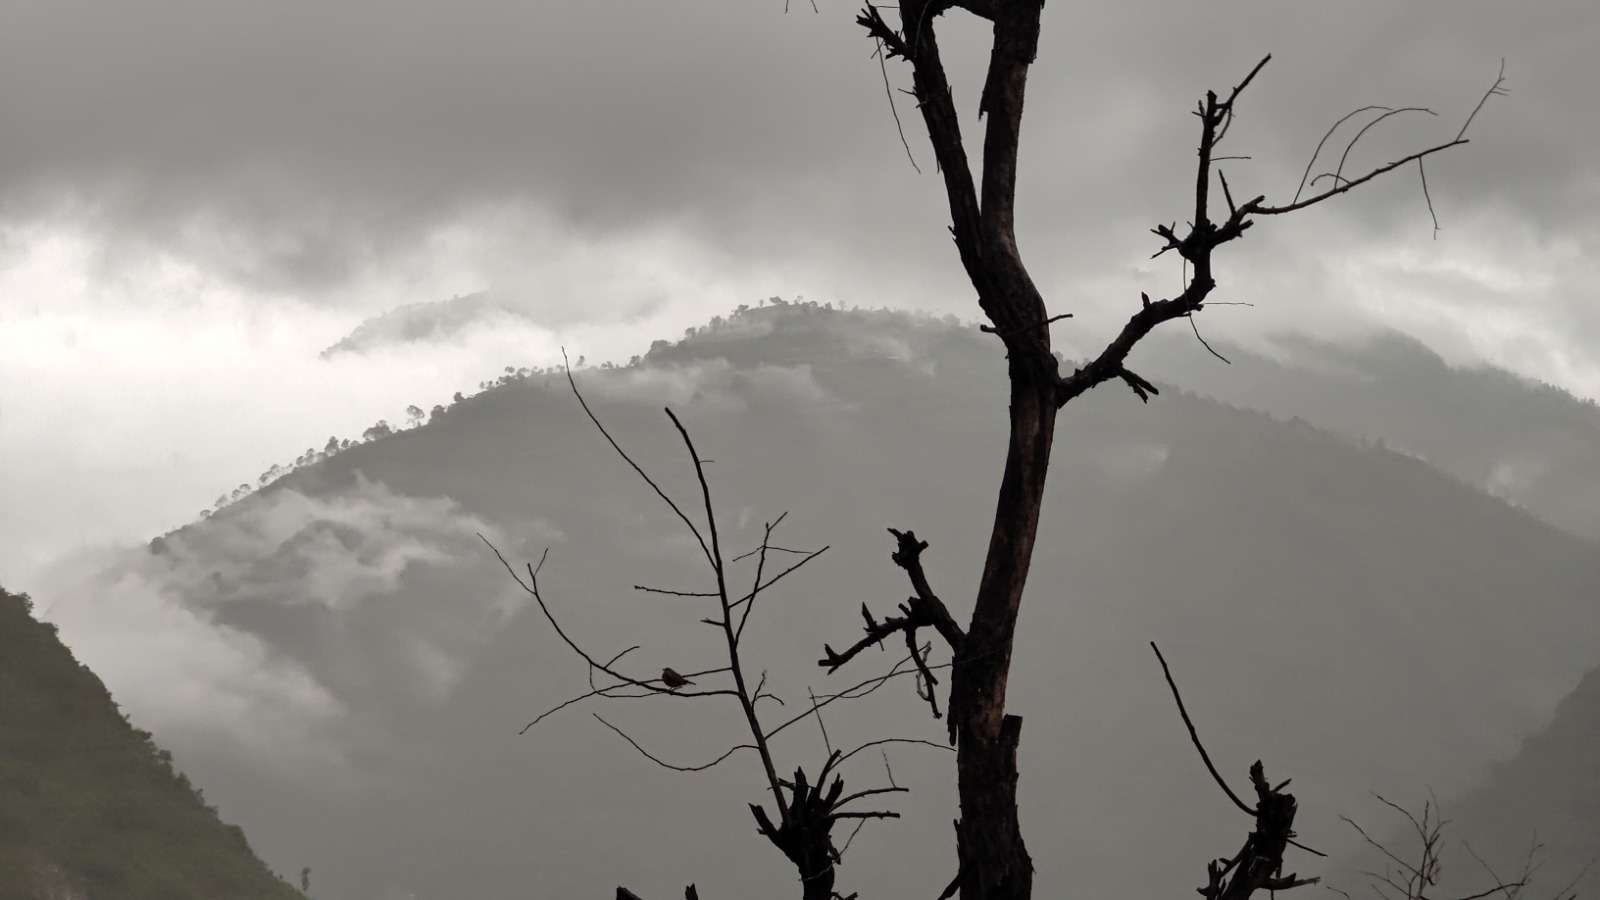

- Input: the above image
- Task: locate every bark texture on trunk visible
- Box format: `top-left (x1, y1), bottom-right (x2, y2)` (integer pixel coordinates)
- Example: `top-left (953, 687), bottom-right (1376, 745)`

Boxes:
top-left (949, 372), bottom-right (1056, 900)
top-left (859, 3), bottom-right (1057, 897)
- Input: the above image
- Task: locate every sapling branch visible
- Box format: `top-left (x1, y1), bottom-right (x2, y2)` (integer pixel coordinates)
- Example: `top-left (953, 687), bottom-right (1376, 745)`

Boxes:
top-left (500, 364), bottom-right (917, 899)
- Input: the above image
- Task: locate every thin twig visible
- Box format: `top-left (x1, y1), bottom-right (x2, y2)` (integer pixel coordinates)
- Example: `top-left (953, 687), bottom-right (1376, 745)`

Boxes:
top-left (1151, 642), bottom-right (1254, 816)
top-left (809, 687), bottom-right (834, 758)
top-left (1418, 158), bottom-right (1440, 238)
top-left (837, 817), bottom-right (870, 860)
top-left (634, 585), bottom-right (718, 598)
top-left (729, 547), bottom-right (830, 612)
top-left (738, 515), bottom-right (790, 640)
top-left (1256, 139), bottom-right (1468, 215)
top-left (1456, 59), bottom-right (1509, 142)
top-left (875, 38), bottom-right (921, 173)
top-left (979, 313), bottom-right (1073, 338)
top-left (767, 654), bottom-right (943, 741)
top-left (1293, 105), bottom-right (1393, 204)
top-left (594, 714), bottom-right (756, 772)
top-left (1188, 312), bottom-right (1232, 364)
top-left (1326, 107), bottom-right (1438, 192)
top-left (730, 543), bottom-right (813, 563)
top-left (836, 736), bottom-right (951, 766)
top-left (562, 353), bottom-right (713, 568)
top-left (483, 540), bottom-right (730, 698)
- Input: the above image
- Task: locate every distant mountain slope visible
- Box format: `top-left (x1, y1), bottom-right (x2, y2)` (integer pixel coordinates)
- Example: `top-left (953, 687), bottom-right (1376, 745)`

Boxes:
top-left (1325, 661), bottom-right (1600, 900)
top-left (1432, 664), bottom-right (1600, 898)
top-left (0, 585), bottom-right (300, 900)
top-left (1146, 328), bottom-right (1600, 543)
top-left (45, 305), bottom-right (1600, 900)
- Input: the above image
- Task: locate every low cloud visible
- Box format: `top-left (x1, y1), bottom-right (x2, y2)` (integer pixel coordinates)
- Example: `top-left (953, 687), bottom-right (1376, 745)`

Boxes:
top-left (0, 217), bottom-right (752, 585)
top-left (38, 555), bottom-right (348, 774)
top-left (33, 477), bottom-right (530, 765)
top-left (586, 358), bottom-right (835, 411)
top-left (145, 476), bottom-right (495, 614)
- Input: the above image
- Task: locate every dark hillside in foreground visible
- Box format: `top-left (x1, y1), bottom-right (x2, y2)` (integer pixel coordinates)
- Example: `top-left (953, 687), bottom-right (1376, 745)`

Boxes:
top-left (0, 585), bottom-right (300, 900)
top-left (48, 304), bottom-right (1600, 900)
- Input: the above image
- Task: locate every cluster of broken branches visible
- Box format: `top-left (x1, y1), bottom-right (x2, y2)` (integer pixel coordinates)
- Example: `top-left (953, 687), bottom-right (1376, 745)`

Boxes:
top-left (490, 362), bottom-right (950, 900)
top-left (819, 528), bottom-right (964, 736)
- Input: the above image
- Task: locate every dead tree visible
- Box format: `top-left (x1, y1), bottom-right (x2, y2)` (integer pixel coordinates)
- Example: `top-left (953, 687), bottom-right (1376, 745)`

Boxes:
top-left (497, 4), bottom-right (1507, 897)
top-left (817, 4), bottom-right (1506, 900)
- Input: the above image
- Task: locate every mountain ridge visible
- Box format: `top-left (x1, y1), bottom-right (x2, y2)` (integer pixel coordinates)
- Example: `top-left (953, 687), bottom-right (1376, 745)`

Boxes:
top-left (44, 302), bottom-right (1600, 900)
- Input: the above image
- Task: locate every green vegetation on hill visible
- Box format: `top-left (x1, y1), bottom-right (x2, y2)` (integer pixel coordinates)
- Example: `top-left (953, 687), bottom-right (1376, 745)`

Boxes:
top-left (0, 584), bottom-right (301, 900)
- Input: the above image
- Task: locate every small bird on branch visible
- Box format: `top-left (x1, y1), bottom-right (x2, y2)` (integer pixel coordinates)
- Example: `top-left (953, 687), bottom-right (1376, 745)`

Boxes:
top-left (660, 667), bottom-right (694, 690)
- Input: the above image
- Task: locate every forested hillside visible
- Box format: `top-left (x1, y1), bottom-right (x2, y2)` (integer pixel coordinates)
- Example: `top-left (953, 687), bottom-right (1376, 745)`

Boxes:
top-left (0, 585), bottom-right (300, 900)
top-left (41, 305), bottom-right (1600, 900)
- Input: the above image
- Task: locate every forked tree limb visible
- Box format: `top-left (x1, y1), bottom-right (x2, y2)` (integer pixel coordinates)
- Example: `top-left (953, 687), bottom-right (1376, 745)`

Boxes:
top-left (888, 529), bottom-right (966, 649)
top-left (818, 530), bottom-right (963, 694)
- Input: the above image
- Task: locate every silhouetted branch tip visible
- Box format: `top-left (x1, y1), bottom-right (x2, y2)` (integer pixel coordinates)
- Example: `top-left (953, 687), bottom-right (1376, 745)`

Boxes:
top-left (1151, 643), bottom-right (1254, 816)
top-left (979, 313), bottom-right (1073, 338)
top-left (1118, 368), bottom-right (1161, 403)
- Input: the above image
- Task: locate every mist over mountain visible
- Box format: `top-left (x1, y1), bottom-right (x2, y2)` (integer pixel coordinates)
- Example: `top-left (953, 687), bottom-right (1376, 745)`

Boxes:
top-left (320, 293), bottom-right (535, 358)
top-left (34, 304), bottom-right (1600, 900)
top-left (337, 292), bottom-right (1600, 548)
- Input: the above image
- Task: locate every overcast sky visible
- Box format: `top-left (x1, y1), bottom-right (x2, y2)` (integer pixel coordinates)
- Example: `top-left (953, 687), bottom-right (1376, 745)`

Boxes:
top-left (2, 0), bottom-right (1597, 585)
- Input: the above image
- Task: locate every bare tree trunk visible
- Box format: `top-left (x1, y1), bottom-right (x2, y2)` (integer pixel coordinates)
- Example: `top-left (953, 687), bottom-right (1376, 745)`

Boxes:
top-left (853, 4), bottom-right (1499, 897)
top-left (859, 2), bottom-right (1069, 894)
top-left (950, 367), bottom-right (1056, 899)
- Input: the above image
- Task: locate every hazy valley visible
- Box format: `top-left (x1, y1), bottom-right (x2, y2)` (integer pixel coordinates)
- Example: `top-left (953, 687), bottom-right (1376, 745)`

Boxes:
top-left (11, 301), bottom-right (1600, 899)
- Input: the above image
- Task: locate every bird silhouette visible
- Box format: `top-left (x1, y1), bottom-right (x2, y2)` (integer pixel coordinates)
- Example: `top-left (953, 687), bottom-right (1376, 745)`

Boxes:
top-left (660, 667), bottom-right (694, 689)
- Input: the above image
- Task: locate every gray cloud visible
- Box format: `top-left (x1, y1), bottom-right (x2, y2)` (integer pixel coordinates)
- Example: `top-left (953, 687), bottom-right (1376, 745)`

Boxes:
top-left (4, 0), bottom-right (1599, 587)
top-left (2, 0), bottom-right (1592, 303)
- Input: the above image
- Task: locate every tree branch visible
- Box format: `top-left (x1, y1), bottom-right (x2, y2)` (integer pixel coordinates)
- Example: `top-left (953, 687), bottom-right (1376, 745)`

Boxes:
top-left (562, 352), bottom-right (714, 569)
top-left (1151, 643), bottom-right (1255, 816)
top-left (595, 714), bottom-right (757, 773)
top-left (1058, 57), bottom-right (1505, 410)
